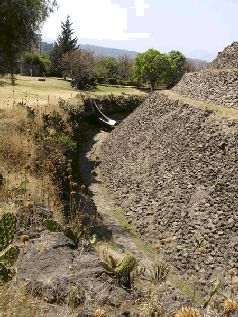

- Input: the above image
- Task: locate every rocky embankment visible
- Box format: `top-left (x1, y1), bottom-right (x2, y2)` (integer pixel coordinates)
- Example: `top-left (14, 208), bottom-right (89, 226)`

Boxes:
top-left (210, 41), bottom-right (238, 69)
top-left (172, 69), bottom-right (238, 109)
top-left (100, 92), bottom-right (238, 285)
top-left (172, 41), bottom-right (238, 110)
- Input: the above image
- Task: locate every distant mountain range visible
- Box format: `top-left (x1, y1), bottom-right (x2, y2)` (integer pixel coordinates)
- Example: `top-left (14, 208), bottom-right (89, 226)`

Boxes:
top-left (79, 44), bottom-right (138, 59)
top-left (189, 58), bottom-right (210, 69)
top-left (41, 42), bottom-right (210, 68)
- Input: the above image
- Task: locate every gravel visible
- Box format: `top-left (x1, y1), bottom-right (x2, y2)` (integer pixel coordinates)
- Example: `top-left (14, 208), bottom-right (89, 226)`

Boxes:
top-left (100, 91), bottom-right (238, 283)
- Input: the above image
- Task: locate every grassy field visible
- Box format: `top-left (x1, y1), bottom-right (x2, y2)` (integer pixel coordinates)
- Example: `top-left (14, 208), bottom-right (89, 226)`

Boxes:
top-left (0, 76), bottom-right (144, 109)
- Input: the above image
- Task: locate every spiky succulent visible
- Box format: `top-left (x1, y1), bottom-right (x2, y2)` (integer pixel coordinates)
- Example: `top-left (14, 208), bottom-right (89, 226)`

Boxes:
top-left (115, 253), bottom-right (137, 274)
top-left (0, 246), bottom-right (20, 267)
top-left (175, 306), bottom-right (201, 317)
top-left (0, 213), bottom-right (18, 284)
top-left (0, 213), bottom-right (17, 251)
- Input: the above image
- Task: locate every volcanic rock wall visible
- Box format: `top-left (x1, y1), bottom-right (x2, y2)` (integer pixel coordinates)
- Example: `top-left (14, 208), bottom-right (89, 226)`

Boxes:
top-left (210, 42), bottom-right (238, 69)
top-left (100, 92), bottom-right (238, 285)
top-left (172, 69), bottom-right (238, 109)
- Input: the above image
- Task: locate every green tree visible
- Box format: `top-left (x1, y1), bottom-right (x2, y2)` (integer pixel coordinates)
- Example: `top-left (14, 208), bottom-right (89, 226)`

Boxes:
top-left (167, 50), bottom-right (186, 87)
top-left (50, 15), bottom-right (78, 77)
top-left (23, 51), bottom-right (51, 75)
top-left (0, 0), bottom-right (57, 84)
top-left (95, 56), bottom-right (119, 80)
top-left (132, 49), bottom-right (172, 91)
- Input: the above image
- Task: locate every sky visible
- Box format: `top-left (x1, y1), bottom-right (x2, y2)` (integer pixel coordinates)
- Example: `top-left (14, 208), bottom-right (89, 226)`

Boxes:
top-left (42, 0), bottom-right (238, 61)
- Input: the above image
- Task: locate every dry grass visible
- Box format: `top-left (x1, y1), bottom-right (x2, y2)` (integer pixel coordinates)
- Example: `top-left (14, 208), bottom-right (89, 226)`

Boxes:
top-left (0, 285), bottom-right (76, 317)
top-left (0, 102), bottom-right (63, 221)
top-left (162, 90), bottom-right (238, 119)
top-left (0, 76), bottom-right (144, 110)
top-left (0, 76), bottom-right (78, 109)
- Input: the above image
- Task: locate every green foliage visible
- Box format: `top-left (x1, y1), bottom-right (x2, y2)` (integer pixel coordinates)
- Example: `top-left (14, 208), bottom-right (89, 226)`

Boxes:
top-left (115, 253), bottom-right (137, 274)
top-left (63, 227), bottom-right (80, 246)
top-left (0, 246), bottom-right (20, 267)
top-left (96, 56), bottom-right (119, 79)
top-left (148, 262), bottom-right (169, 284)
top-left (100, 252), bottom-right (136, 278)
top-left (56, 134), bottom-right (77, 152)
top-left (58, 100), bottom-right (85, 128)
top-left (99, 251), bottom-right (136, 288)
top-left (100, 254), bottom-right (117, 273)
top-left (0, 213), bottom-right (18, 284)
top-left (23, 51), bottom-right (51, 74)
top-left (67, 285), bottom-right (82, 308)
top-left (0, 213), bottom-right (17, 252)
top-left (167, 50), bottom-right (186, 87)
top-left (132, 49), bottom-right (172, 91)
top-left (0, 0), bottom-right (57, 81)
top-left (132, 48), bottom-right (186, 90)
top-left (44, 219), bottom-right (90, 247)
top-left (42, 110), bottom-right (67, 133)
top-left (0, 263), bottom-right (14, 284)
top-left (50, 15), bottom-right (78, 76)
top-left (44, 219), bottom-right (63, 232)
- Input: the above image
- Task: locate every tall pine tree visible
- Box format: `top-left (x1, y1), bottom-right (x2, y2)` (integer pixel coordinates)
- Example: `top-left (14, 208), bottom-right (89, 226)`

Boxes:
top-left (50, 15), bottom-right (78, 77)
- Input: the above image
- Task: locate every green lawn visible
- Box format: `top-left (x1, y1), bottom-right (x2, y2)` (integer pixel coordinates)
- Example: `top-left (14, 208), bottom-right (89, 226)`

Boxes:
top-left (0, 76), bottom-right (145, 109)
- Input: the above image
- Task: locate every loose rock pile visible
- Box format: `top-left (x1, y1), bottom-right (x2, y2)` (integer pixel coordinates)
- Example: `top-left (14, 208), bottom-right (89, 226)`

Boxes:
top-left (210, 42), bottom-right (238, 69)
top-left (100, 92), bottom-right (238, 287)
top-left (172, 42), bottom-right (238, 109)
top-left (172, 69), bottom-right (238, 109)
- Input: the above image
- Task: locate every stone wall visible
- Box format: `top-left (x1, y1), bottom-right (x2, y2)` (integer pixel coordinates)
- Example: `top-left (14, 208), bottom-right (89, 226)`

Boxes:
top-left (100, 92), bottom-right (238, 288)
top-left (210, 41), bottom-right (238, 69)
top-left (172, 69), bottom-right (238, 109)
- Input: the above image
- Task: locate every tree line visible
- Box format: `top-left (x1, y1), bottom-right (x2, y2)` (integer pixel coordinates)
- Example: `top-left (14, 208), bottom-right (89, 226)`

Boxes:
top-left (0, 3), bottom-right (196, 90)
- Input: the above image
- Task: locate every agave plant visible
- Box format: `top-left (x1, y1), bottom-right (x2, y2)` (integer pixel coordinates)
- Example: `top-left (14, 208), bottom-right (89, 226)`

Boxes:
top-left (100, 251), bottom-right (137, 288)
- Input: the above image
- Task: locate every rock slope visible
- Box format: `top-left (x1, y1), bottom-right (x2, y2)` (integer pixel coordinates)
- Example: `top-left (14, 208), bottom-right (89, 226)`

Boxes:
top-left (100, 92), bottom-right (238, 286)
top-left (210, 42), bottom-right (238, 69)
top-left (172, 42), bottom-right (238, 110)
top-left (172, 69), bottom-right (238, 109)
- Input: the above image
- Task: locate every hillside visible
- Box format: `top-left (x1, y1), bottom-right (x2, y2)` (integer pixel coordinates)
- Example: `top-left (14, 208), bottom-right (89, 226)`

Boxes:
top-left (41, 42), bottom-right (209, 68)
top-left (99, 42), bottom-right (238, 295)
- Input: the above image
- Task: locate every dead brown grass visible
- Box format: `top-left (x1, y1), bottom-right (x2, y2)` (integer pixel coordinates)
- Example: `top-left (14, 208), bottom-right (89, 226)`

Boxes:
top-left (0, 103), bottom-right (63, 222)
top-left (162, 90), bottom-right (238, 120)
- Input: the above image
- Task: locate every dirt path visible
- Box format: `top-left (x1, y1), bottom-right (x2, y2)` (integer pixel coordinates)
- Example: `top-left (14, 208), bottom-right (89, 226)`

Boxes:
top-left (78, 129), bottom-right (152, 267)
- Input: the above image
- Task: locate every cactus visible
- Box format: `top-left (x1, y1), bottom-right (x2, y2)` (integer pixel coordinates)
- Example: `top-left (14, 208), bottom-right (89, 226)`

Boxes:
top-left (0, 263), bottom-right (14, 284)
top-left (115, 253), bottom-right (137, 275)
top-left (0, 246), bottom-right (20, 267)
top-left (0, 213), bottom-right (18, 284)
top-left (0, 213), bottom-right (17, 252)
top-left (100, 255), bottom-right (117, 273)
top-left (100, 252), bottom-right (136, 288)
top-left (44, 219), bottom-right (63, 232)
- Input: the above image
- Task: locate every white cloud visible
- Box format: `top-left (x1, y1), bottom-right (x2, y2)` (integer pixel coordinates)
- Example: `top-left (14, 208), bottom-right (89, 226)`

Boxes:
top-left (42, 0), bottom-right (150, 41)
top-left (133, 0), bottom-right (150, 16)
